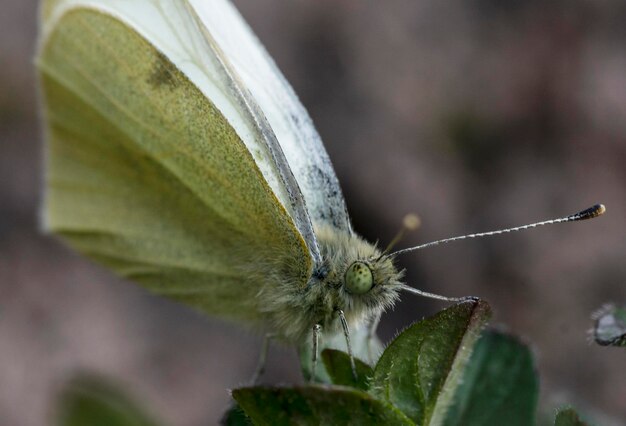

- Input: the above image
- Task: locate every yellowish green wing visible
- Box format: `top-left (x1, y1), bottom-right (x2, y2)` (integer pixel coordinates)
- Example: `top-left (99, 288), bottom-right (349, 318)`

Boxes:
top-left (37, 8), bottom-right (311, 325)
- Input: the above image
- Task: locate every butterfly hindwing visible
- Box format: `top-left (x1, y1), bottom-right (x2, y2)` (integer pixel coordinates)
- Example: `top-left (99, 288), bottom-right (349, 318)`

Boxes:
top-left (38, 4), bottom-right (311, 325)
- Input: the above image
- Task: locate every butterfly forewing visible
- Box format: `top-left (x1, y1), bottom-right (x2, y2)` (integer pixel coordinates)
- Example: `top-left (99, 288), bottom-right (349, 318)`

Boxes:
top-left (189, 0), bottom-right (353, 236)
top-left (38, 4), bottom-right (311, 325)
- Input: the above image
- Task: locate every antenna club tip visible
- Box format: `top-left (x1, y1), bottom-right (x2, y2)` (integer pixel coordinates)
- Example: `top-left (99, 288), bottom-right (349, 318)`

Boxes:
top-left (572, 203), bottom-right (606, 221)
top-left (403, 214), bottom-right (421, 231)
top-left (586, 203), bottom-right (606, 219)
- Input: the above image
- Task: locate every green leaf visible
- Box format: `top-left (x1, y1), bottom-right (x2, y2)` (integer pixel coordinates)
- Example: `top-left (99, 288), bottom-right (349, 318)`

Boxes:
top-left (321, 349), bottom-right (374, 390)
top-left (554, 407), bottom-right (590, 426)
top-left (220, 403), bottom-right (253, 426)
top-left (233, 385), bottom-right (413, 426)
top-left (370, 299), bottom-right (491, 425)
top-left (443, 330), bottom-right (538, 426)
top-left (592, 304), bottom-right (626, 347)
top-left (56, 375), bottom-right (160, 426)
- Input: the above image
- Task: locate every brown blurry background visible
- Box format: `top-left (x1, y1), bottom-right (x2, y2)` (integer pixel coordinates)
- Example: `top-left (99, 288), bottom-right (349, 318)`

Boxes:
top-left (2, 1), bottom-right (625, 425)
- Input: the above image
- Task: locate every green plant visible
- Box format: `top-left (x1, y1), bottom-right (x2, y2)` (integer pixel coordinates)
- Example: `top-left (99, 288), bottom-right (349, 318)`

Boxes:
top-left (230, 300), bottom-right (543, 425)
top-left (58, 300), bottom-right (598, 425)
top-left (58, 300), bottom-right (597, 425)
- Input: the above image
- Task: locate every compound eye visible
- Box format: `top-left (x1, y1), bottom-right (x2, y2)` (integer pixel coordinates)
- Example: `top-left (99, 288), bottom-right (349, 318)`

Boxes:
top-left (345, 262), bottom-right (374, 295)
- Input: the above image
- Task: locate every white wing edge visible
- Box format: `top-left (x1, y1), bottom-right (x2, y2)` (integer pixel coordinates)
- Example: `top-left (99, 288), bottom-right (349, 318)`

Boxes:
top-left (189, 0), bottom-right (353, 234)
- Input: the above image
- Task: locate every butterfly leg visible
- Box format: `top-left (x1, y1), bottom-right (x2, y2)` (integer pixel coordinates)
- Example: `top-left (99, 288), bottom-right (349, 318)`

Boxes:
top-left (250, 333), bottom-right (274, 385)
top-left (310, 324), bottom-right (322, 383)
top-left (367, 311), bottom-right (382, 363)
top-left (337, 310), bottom-right (357, 380)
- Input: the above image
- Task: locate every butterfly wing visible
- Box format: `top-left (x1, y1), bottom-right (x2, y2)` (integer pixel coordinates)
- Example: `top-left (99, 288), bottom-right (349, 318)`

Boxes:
top-left (187, 0), bottom-right (353, 236)
top-left (37, 0), bottom-right (312, 326)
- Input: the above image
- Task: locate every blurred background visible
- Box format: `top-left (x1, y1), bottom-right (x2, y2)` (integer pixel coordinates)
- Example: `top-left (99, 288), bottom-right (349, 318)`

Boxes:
top-left (2, 0), bottom-right (625, 424)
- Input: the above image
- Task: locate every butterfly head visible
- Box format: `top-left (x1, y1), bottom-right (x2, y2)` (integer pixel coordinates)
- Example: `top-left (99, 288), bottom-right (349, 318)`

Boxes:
top-left (313, 225), bottom-right (404, 323)
top-left (335, 251), bottom-right (403, 326)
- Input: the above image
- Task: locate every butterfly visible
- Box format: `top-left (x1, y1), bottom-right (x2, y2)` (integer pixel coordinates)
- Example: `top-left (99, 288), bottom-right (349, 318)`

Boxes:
top-left (37, 0), bottom-right (605, 380)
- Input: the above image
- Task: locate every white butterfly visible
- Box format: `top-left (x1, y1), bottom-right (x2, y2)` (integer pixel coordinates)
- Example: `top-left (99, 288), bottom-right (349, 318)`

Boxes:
top-left (38, 0), bottom-right (603, 380)
top-left (39, 0), bottom-right (404, 378)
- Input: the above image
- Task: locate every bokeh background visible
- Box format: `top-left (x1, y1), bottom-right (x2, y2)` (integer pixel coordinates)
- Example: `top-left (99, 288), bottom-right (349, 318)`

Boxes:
top-left (2, 0), bottom-right (625, 424)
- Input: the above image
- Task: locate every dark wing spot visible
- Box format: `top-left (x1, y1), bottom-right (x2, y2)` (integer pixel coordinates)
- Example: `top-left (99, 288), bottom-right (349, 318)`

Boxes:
top-left (148, 50), bottom-right (179, 90)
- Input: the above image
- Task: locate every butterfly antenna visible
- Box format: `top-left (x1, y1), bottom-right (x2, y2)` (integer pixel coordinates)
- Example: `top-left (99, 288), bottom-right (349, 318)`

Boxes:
top-left (378, 214), bottom-right (421, 260)
top-left (387, 204), bottom-right (606, 258)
